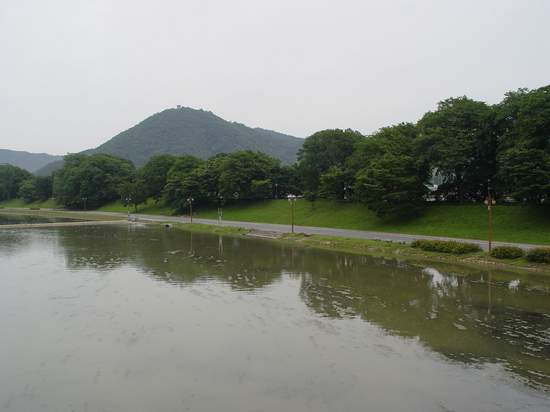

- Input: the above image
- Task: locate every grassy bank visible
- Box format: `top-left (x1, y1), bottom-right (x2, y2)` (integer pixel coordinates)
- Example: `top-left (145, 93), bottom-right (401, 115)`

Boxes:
top-left (0, 198), bottom-right (60, 209)
top-left (3, 198), bottom-right (549, 246)
top-left (163, 222), bottom-right (550, 276)
top-left (97, 198), bottom-right (174, 215)
top-left (196, 200), bottom-right (550, 245)
top-left (0, 208), bottom-right (125, 221)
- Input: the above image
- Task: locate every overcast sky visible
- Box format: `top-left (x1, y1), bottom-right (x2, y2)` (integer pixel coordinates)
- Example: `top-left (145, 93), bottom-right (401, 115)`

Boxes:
top-left (0, 0), bottom-right (549, 155)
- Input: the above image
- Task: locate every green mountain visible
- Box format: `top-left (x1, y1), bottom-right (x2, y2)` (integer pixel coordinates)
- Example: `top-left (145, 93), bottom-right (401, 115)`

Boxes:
top-left (90, 107), bottom-right (303, 165)
top-left (0, 149), bottom-right (62, 173)
top-left (36, 107), bottom-right (303, 175)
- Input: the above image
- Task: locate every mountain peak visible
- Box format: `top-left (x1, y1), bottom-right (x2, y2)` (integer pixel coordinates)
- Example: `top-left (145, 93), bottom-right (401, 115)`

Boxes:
top-left (88, 107), bottom-right (303, 166)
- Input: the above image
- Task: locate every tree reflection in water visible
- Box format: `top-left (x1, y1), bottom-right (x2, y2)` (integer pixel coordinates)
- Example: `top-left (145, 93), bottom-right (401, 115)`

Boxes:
top-left (39, 224), bottom-right (550, 389)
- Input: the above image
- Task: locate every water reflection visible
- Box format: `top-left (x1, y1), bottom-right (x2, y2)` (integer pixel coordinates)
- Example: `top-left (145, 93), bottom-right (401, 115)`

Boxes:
top-left (1, 224), bottom-right (550, 406)
top-left (28, 224), bottom-right (546, 390)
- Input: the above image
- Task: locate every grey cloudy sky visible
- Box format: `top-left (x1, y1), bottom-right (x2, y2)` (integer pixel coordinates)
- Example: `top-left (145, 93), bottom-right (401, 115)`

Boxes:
top-left (1, 0), bottom-right (549, 155)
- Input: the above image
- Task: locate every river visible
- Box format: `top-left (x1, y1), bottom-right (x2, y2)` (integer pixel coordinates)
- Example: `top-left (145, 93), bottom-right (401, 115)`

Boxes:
top-left (1, 222), bottom-right (549, 411)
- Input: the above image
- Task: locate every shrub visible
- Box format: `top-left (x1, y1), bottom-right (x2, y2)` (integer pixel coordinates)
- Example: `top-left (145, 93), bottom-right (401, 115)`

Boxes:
top-left (526, 248), bottom-right (550, 264)
top-left (490, 246), bottom-right (524, 259)
top-left (411, 239), bottom-right (482, 254)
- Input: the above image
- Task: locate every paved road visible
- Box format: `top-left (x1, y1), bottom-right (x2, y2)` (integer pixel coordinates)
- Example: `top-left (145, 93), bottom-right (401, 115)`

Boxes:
top-left (85, 210), bottom-right (543, 252)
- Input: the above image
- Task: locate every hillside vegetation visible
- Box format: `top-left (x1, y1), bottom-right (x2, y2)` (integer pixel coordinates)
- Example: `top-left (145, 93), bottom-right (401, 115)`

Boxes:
top-left (35, 107), bottom-right (302, 175)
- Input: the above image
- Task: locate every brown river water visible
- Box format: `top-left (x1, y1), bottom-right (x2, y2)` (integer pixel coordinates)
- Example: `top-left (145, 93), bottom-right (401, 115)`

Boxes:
top-left (1, 221), bottom-right (549, 411)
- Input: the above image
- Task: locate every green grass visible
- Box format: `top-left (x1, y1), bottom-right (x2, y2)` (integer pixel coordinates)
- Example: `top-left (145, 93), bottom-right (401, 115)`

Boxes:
top-left (4, 197), bottom-right (549, 246)
top-left (195, 199), bottom-right (550, 245)
top-left (97, 198), bottom-right (175, 215)
top-left (0, 198), bottom-right (60, 209)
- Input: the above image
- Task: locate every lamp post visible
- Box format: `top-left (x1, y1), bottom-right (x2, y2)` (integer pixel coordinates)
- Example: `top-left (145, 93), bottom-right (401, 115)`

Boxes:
top-left (287, 194), bottom-right (297, 233)
top-left (343, 184), bottom-right (351, 201)
top-left (125, 195), bottom-right (132, 217)
top-left (82, 197), bottom-right (87, 211)
top-left (274, 183), bottom-right (279, 199)
top-left (484, 180), bottom-right (496, 253)
top-left (187, 197), bottom-right (194, 223)
top-left (217, 193), bottom-right (224, 223)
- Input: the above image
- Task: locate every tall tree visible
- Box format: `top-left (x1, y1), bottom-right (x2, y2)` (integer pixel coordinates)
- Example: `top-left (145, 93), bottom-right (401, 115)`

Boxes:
top-left (162, 155), bottom-right (204, 209)
top-left (138, 154), bottom-right (178, 201)
top-left (352, 123), bottom-right (429, 218)
top-left (0, 164), bottom-right (32, 201)
top-left (53, 154), bottom-right (135, 209)
top-left (297, 129), bottom-right (363, 195)
top-left (18, 176), bottom-right (53, 202)
top-left (496, 85), bottom-right (550, 201)
top-left (417, 97), bottom-right (495, 201)
top-left (217, 151), bottom-right (281, 200)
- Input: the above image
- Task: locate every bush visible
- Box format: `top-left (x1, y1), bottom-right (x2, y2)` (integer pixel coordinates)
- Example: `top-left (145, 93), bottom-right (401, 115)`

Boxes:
top-left (490, 246), bottom-right (524, 259)
top-left (411, 239), bottom-right (482, 254)
top-left (526, 248), bottom-right (550, 264)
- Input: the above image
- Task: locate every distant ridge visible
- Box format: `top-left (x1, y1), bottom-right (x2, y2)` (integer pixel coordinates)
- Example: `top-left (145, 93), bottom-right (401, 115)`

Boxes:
top-left (0, 149), bottom-right (62, 172)
top-left (35, 107), bottom-right (303, 175)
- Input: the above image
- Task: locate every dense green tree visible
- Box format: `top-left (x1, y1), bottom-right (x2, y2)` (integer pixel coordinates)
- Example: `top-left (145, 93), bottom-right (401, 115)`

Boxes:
top-left (297, 129), bottom-right (363, 194)
top-left (0, 164), bottom-right (32, 201)
top-left (272, 164), bottom-right (302, 198)
top-left (497, 148), bottom-right (550, 201)
top-left (217, 151), bottom-right (281, 200)
top-left (417, 97), bottom-right (495, 201)
top-left (53, 154), bottom-right (135, 209)
top-left (318, 166), bottom-right (354, 200)
top-left (18, 176), bottom-right (53, 202)
top-left (162, 155), bottom-right (204, 209)
top-left (495, 85), bottom-right (550, 202)
top-left (118, 177), bottom-right (148, 212)
top-left (352, 124), bottom-right (429, 218)
top-left (138, 154), bottom-right (178, 200)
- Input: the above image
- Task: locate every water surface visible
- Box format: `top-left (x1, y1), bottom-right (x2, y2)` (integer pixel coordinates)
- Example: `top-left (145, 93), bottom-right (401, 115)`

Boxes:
top-left (1, 224), bottom-right (549, 411)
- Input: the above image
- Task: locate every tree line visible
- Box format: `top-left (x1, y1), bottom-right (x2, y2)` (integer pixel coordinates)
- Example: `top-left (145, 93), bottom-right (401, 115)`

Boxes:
top-left (0, 84), bottom-right (548, 218)
top-left (298, 85), bottom-right (550, 217)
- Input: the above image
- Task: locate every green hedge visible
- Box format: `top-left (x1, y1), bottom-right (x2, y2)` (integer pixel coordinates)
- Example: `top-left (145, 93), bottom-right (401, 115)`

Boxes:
top-left (490, 246), bottom-right (524, 259)
top-left (411, 239), bottom-right (482, 254)
top-left (526, 248), bottom-right (550, 264)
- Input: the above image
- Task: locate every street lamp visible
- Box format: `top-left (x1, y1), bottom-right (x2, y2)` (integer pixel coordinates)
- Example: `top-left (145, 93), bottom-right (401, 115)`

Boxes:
top-left (484, 180), bottom-right (496, 253)
top-left (274, 183), bottom-right (279, 199)
top-left (125, 195), bottom-right (132, 217)
top-left (82, 197), bottom-right (87, 211)
top-left (217, 193), bottom-right (224, 223)
top-left (343, 184), bottom-right (351, 201)
top-left (287, 194), bottom-right (297, 233)
top-left (187, 197), bottom-right (194, 223)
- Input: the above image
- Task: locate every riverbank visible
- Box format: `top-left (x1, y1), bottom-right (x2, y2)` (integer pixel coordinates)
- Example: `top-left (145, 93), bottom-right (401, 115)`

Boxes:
top-left (164, 222), bottom-right (550, 277)
top-left (3, 198), bottom-right (549, 245)
top-left (0, 208), bottom-right (125, 222)
top-left (2, 208), bottom-right (549, 275)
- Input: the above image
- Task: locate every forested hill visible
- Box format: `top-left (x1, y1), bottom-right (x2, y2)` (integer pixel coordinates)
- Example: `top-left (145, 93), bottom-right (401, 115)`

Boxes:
top-left (34, 107), bottom-right (303, 175)
top-left (91, 107), bottom-right (302, 166)
top-left (0, 149), bottom-right (62, 172)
